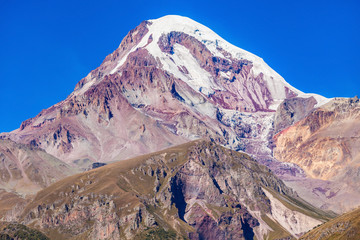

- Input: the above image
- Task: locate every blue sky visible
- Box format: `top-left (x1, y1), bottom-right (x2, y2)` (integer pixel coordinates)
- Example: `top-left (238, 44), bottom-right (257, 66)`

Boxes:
top-left (0, 0), bottom-right (359, 132)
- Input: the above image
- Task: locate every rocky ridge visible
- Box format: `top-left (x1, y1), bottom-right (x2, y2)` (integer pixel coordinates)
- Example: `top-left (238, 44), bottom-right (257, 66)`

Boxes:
top-left (16, 141), bottom-right (333, 240)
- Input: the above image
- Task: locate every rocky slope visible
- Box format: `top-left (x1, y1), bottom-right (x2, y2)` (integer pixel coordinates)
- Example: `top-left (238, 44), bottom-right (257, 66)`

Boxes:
top-left (274, 97), bottom-right (360, 213)
top-left (0, 15), bottom-right (328, 167)
top-left (0, 139), bottom-right (76, 221)
top-left (301, 207), bottom-right (360, 240)
top-left (17, 141), bottom-right (333, 240)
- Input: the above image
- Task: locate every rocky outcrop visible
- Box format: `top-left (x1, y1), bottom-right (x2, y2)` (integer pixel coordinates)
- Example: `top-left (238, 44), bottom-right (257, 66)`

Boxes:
top-left (274, 97), bottom-right (360, 213)
top-left (274, 97), bottom-right (360, 181)
top-left (274, 96), bottom-right (317, 134)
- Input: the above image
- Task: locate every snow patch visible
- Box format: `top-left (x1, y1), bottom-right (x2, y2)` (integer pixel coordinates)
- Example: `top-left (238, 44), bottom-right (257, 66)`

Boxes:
top-left (220, 71), bottom-right (231, 79)
top-left (162, 44), bottom-right (222, 95)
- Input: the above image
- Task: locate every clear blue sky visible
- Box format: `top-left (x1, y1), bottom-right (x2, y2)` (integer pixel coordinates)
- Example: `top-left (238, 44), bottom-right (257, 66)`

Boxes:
top-left (1, 0), bottom-right (359, 132)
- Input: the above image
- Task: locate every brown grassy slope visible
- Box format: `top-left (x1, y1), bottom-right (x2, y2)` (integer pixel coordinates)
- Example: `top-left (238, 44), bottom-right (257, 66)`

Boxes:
top-left (22, 140), bottom-right (194, 212)
top-left (0, 190), bottom-right (28, 218)
top-left (301, 207), bottom-right (360, 240)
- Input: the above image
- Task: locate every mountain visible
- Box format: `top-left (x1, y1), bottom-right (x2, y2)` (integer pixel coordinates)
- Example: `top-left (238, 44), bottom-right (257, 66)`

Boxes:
top-left (1, 15), bottom-right (357, 216)
top-left (301, 207), bottom-right (360, 240)
top-left (0, 139), bottom-right (76, 220)
top-left (0, 15), bottom-right (328, 166)
top-left (17, 140), bottom-right (334, 240)
top-left (274, 97), bottom-right (360, 213)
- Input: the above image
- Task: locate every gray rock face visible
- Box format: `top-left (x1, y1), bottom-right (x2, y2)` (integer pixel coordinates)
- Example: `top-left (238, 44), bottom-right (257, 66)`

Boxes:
top-left (274, 96), bottom-right (317, 134)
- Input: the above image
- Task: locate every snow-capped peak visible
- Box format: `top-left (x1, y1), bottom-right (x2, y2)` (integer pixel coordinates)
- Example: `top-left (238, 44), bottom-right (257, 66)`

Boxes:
top-left (108, 15), bottom-right (329, 108)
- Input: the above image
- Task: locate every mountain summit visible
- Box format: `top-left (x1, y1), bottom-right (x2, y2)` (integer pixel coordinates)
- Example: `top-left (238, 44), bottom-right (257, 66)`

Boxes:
top-left (76, 15), bottom-right (328, 110)
top-left (0, 15), bottom-right (328, 166)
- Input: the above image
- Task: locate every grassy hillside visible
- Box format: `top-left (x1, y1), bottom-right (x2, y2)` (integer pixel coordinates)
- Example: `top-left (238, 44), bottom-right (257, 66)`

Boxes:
top-left (301, 207), bottom-right (360, 240)
top-left (0, 222), bottom-right (49, 240)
